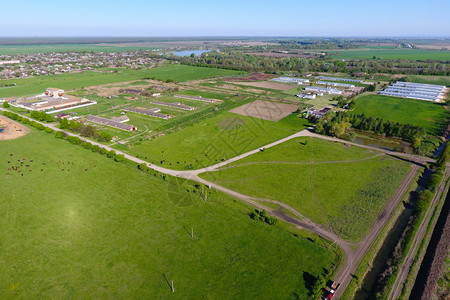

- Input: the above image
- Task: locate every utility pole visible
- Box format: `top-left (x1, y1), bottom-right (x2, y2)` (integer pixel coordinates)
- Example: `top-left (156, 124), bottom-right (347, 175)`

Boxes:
top-left (191, 226), bottom-right (194, 239)
top-left (171, 280), bottom-right (174, 293)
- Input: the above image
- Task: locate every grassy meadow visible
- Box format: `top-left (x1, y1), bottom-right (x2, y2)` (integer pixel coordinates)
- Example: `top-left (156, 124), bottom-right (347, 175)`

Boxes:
top-left (0, 65), bottom-right (243, 98)
top-left (0, 129), bottom-right (338, 299)
top-left (123, 112), bottom-right (312, 170)
top-left (200, 137), bottom-right (412, 240)
top-left (352, 95), bottom-right (450, 135)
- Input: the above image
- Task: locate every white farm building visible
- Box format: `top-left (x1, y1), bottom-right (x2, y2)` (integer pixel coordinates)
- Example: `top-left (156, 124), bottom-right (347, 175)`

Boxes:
top-left (304, 86), bottom-right (343, 95)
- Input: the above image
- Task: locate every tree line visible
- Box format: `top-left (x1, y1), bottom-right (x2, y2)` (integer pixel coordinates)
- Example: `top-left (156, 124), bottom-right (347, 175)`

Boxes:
top-left (59, 118), bottom-right (113, 142)
top-left (314, 111), bottom-right (426, 150)
top-left (164, 50), bottom-right (450, 76)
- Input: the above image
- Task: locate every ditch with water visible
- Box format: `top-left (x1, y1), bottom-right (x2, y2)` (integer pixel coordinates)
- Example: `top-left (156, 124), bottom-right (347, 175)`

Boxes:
top-left (352, 170), bottom-right (430, 299)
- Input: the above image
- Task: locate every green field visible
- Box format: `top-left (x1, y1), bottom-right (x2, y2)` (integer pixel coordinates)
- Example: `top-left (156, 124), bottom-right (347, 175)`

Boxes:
top-left (406, 75), bottom-right (450, 87)
top-left (0, 130), bottom-right (338, 299)
top-left (200, 137), bottom-right (412, 240)
top-left (0, 65), bottom-right (243, 97)
top-left (329, 49), bottom-right (450, 61)
top-left (123, 112), bottom-right (311, 170)
top-left (352, 94), bottom-right (450, 135)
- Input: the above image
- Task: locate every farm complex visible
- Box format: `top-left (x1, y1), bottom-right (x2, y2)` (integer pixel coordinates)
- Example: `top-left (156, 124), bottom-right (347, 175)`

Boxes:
top-left (0, 37), bottom-right (449, 300)
top-left (13, 88), bottom-right (96, 112)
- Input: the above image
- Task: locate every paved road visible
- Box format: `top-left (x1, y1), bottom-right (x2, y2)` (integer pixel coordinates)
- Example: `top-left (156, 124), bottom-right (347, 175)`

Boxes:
top-left (388, 170), bottom-right (450, 300)
top-left (0, 108), bottom-right (440, 298)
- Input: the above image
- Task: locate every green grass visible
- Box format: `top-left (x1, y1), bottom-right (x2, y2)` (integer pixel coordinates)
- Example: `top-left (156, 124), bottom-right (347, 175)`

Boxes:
top-left (329, 49), bottom-right (450, 61)
top-left (200, 137), bottom-right (412, 240)
top-left (123, 112), bottom-right (312, 170)
top-left (0, 130), bottom-right (338, 299)
top-left (352, 94), bottom-right (450, 135)
top-left (0, 65), bottom-right (243, 97)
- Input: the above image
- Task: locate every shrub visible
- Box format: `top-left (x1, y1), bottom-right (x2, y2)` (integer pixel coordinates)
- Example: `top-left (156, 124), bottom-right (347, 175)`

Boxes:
top-left (114, 154), bottom-right (125, 162)
top-left (91, 144), bottom-right (99, 153)
top-left (66, 135), bottom-right (81, 145)
top-left (45, 127), bottom-right (54, 134)
top-left (100, 147), bottom-right (107, 155)
top-left (106, 150), bottom-right (116, 158)
top-left (54, 131), bottom-right (64, 139)
top-left (138, 163), bottom-right (148, 171)
top-left (84, 142), bottom-right (93, 150)
top-left (2, 101), bottom-right (10, 108)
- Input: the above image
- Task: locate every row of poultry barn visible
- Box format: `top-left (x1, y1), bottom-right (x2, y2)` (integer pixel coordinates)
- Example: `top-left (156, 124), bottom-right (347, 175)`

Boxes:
top-left (379, 82), bottom-right (447, 102)
top-left (85, 94), bottom-right (220, 132)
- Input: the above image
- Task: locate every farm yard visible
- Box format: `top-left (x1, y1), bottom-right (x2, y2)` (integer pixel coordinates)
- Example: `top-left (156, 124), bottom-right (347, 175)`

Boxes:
top-left (0, 130), bottom-right (339, 299)
top-left (122, 112), bottom-right (311, 170)
top-left (200, 137), bottom-right (413, 240)
top-left (352, 94), bottom-right (450, 135)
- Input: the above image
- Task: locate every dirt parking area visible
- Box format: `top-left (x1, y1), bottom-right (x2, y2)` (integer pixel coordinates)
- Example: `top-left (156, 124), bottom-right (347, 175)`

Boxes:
top-left (235, 81), bottom-right (296, 91)
top-left (0, 116), bottom-right (30, 140)
top-left (229, 100), bottom-right (299, 121)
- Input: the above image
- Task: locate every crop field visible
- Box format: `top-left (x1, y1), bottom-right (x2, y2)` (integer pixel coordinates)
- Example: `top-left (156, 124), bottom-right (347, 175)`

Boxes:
top-left (122, 112), bottom-right (311, 170)
top-left (0, 130), bottom-right (338, 299)
top-left (0, 65), bottom-right (243, 98)
top-left (329, 49), bottom-right (450, 61)
top-left (352, 94), bottom-right (450, 135)
top-left (200, 137), bottom-right (412, 240)
top-left (406, 75), bottom-right (450, 87)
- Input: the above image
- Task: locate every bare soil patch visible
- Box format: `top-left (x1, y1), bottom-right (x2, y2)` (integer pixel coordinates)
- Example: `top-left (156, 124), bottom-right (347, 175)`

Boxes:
top-left (229, 100), bottom-right (299, 121)
top-left (235, 81), bottom-right (295, 91)
top-left (0, 115), bottom-right (30, 140)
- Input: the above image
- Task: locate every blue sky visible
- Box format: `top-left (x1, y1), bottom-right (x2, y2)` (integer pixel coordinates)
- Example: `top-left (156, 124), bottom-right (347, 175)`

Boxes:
top-left (1, 0), bottom-right (449, 37)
